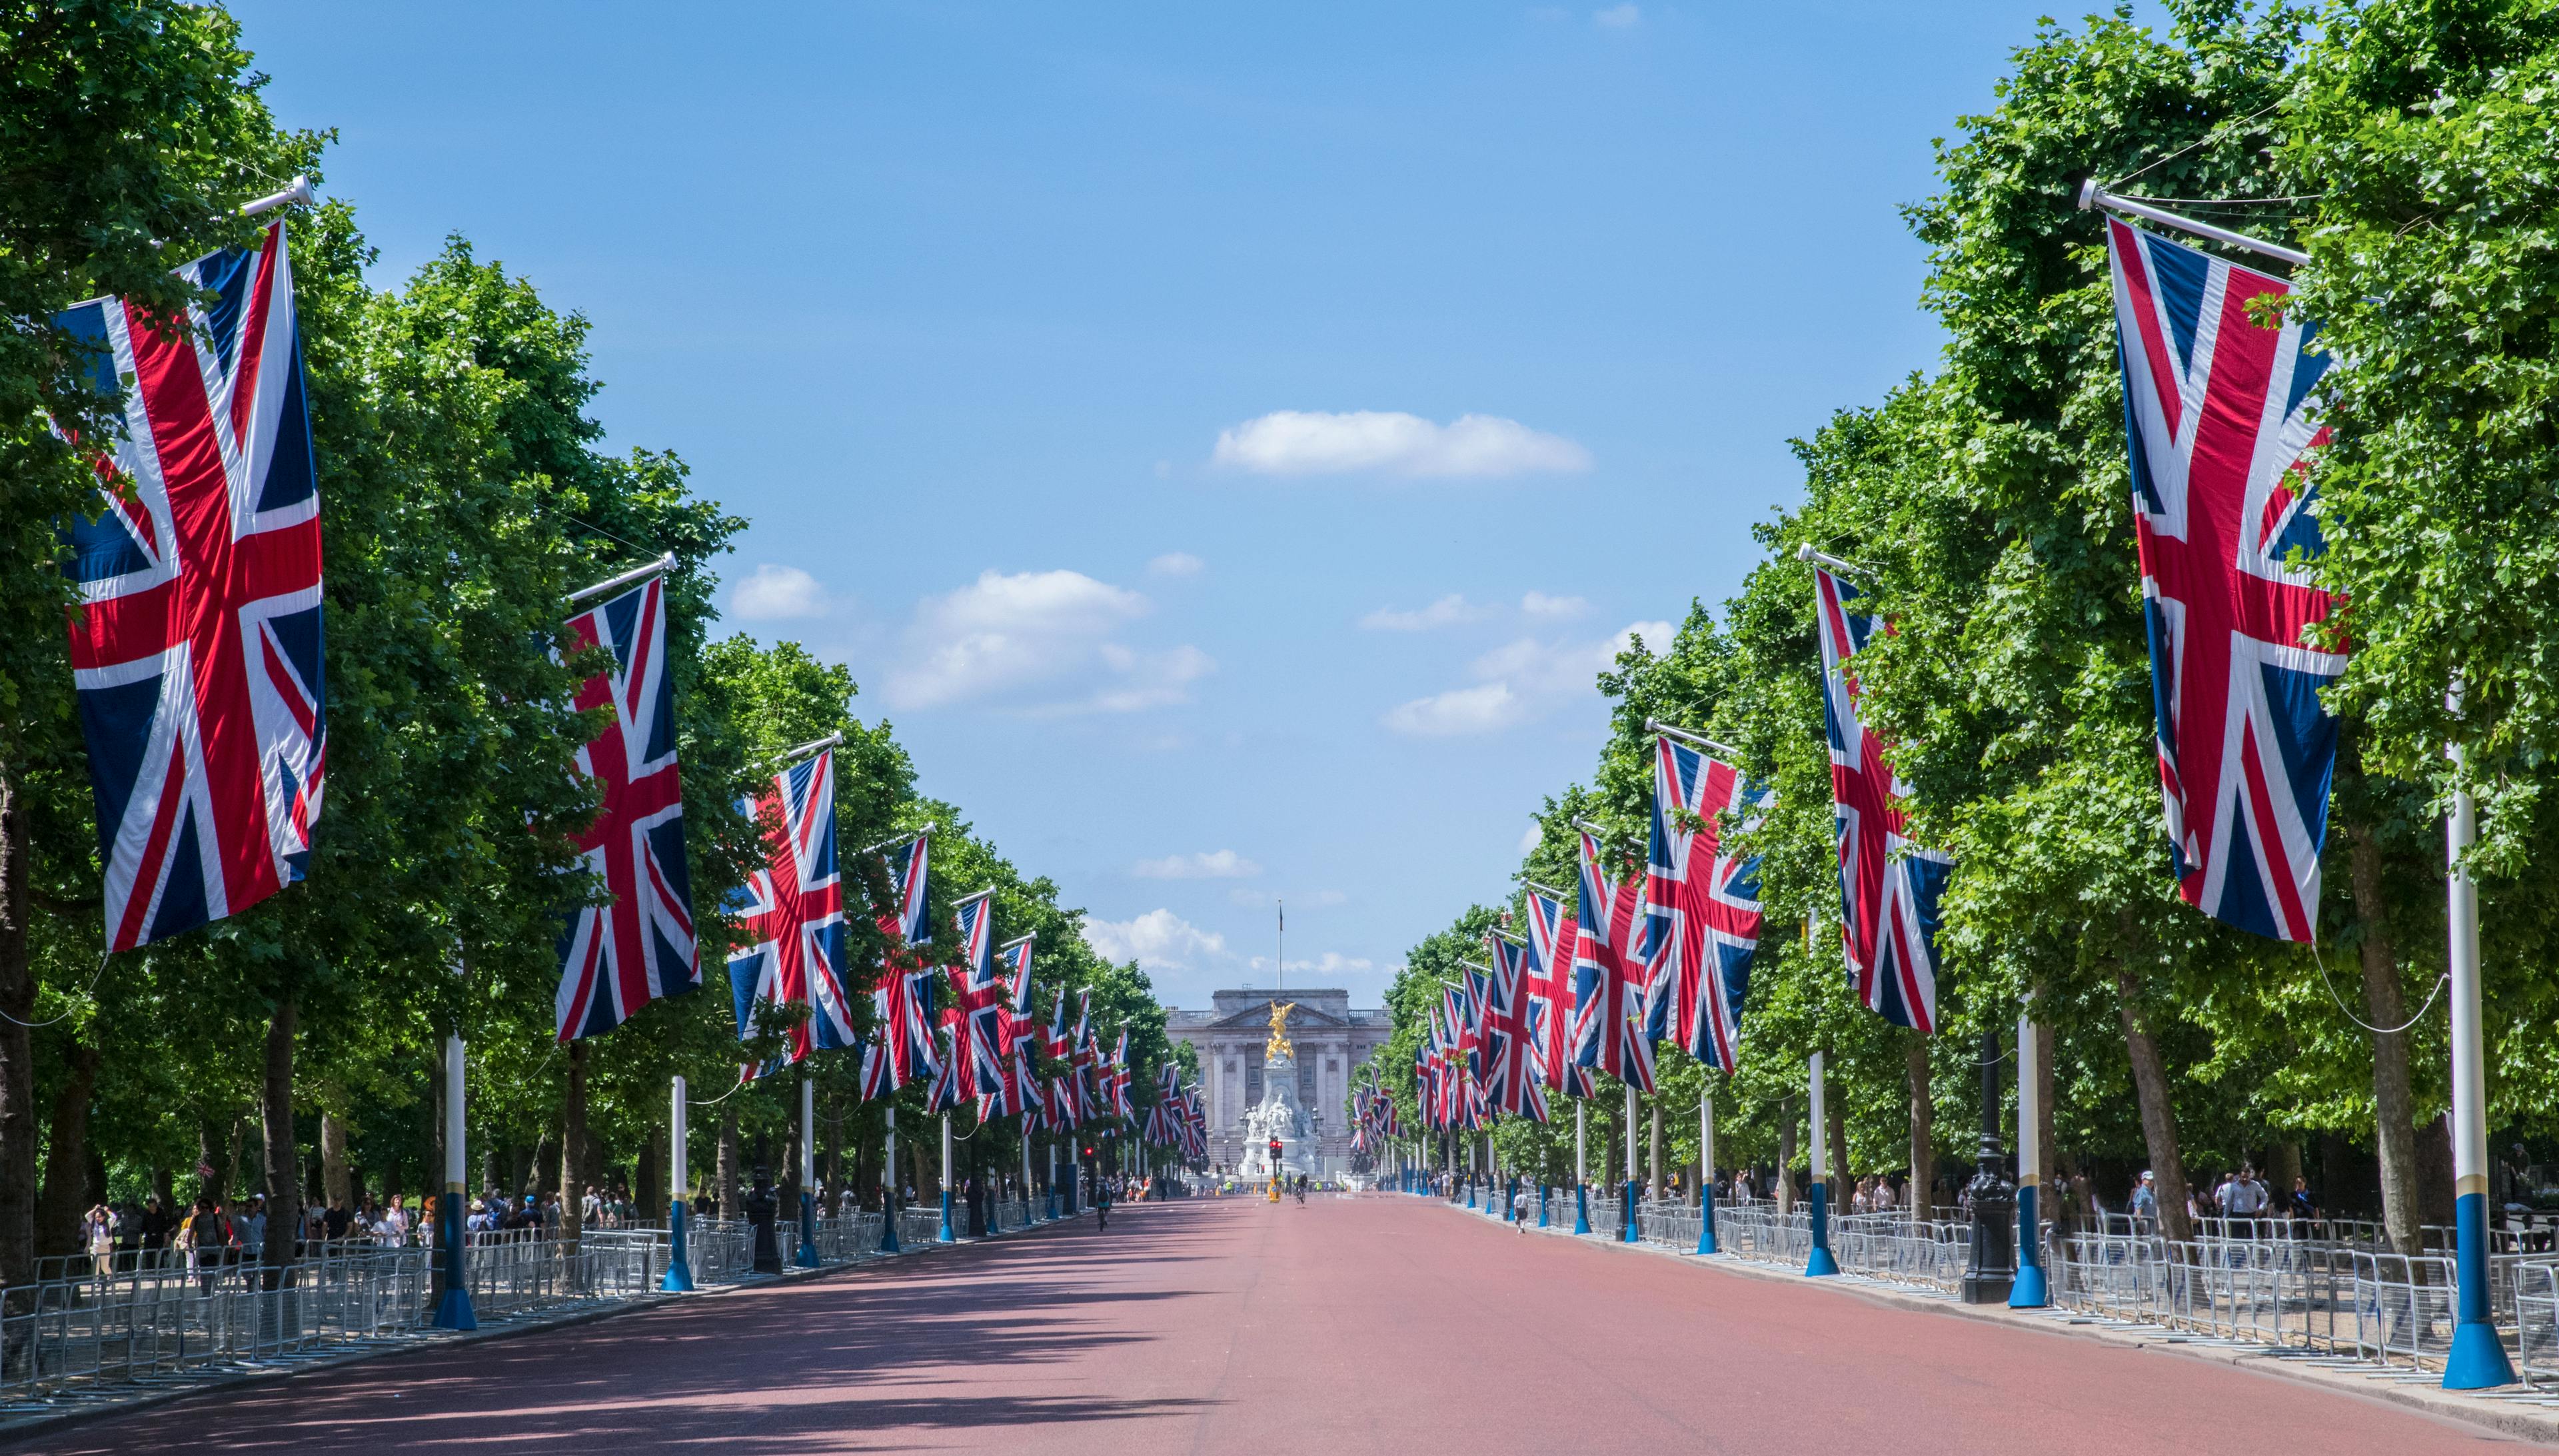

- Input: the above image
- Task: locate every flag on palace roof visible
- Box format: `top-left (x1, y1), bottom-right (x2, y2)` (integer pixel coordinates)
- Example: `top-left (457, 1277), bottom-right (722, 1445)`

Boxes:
top-left (731, 747), bottom-right (851, 1079)
top-left (556, 570), bottom-right (698, 1042)
top-left (1815, 567), bottom-right (1951, 1032)
top-left (59, 220), bottom-right (324, 953)
top-left (2104, 217), bottom-right (2340, 944)
top-left (1642, 734), bottom-right (1771, 1075)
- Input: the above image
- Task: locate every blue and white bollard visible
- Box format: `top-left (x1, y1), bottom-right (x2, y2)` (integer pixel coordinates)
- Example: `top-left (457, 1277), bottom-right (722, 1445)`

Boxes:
top-left (1573, 1181), bottom-right (1591, 1235)
top-left (1539, 1181), bottom-right (1550, 1229)
top-left (2445, 742), bottom-right (2518, 1388)
top-left (1623, 1178), bottom-right (1639, 1243)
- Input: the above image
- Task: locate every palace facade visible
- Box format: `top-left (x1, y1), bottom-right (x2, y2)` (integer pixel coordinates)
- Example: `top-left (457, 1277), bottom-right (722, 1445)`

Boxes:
top-left (1163, 988), bottom-right (1393, 1175)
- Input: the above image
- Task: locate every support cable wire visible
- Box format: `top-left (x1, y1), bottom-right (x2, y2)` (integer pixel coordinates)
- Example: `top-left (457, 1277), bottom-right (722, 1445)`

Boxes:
top-left (2309, 941), bottom-right (2450, 1037)
top-left (0, 952), bottom-right (109, 1028)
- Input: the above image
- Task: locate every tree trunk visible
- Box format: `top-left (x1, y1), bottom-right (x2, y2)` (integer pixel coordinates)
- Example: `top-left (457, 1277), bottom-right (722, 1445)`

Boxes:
top-left (636, 1119), bottom-right (662, 1221)
top-left (1907, 1036), bottom-right (1933, 1221)
top-left (320, 1110), bottom-right (351, 1213)
top-left (561, 1040), bottom-right (586, 1255)
top-left (262, 996), bottom-right (300, 1272)
top-left (0, 768), bottom-right (33, 1313)
top-left (35, 1040), bottom-right (100, 1260)
top-left (2113, 956), bottom-right (2192, 1243)
top-left (1648, 1099), bottom-right (1664, 1200)
top-left (1827, 1076), bottom-right (1850, 1208)
top-left (2346, 820), bottom-right (2423, 1257)
top-left (717, 1105), bottom-right (741, 1219)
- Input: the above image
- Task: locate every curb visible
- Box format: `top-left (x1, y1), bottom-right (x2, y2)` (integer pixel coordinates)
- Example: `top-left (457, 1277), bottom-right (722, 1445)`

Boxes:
top-left (1428, 1195), bottom-right (2559, 1447)
top-left (0, 1207), bottom-right (1100, 1451)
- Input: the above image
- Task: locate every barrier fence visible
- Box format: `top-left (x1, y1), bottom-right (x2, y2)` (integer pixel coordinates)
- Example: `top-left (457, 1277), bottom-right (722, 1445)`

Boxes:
top-left (1435, 1178), bottom-right (2559, 1382)
top-left (0, 1200), bottom-right (1089, 1414)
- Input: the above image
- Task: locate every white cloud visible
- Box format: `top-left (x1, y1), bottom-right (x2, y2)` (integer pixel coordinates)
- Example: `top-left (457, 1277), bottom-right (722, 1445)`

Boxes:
top-left (1520, 590), bottom-right (1590, 620)
top-left (729, 564), bottom-right (828, 620)
top-left (1383, 620), bottom-right (1671, 738)
top-left (1594, 4), bottom-right (1641, 27)
top-left (1359, 594), bottom-right (1490, 631)
top-left (886, 569), bottom-right (1212, 714)
top-left (1212, 410), bottom-right (1591, 479)
top-left (1148, 551), bottom-right (1206, 578)
top-left (1082, 909), bottom-right (1226, 970)
top-left (1135, 849), bottom-right (1262, 880)
top-left (1383, 682), bottom-right (1521, 737)
top-left (1517, 823), bottom-right (1543, 853)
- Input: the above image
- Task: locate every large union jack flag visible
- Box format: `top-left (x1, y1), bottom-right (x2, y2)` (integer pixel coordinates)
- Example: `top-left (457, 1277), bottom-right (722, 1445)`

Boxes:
top-left (556, 573), bottom-right (698, 1041)
top-left (1481, 934), bottom-right (1548, 1121)
top-left (59, 221), bottom-right (323, 952)
top-left (874, 830), bottom-right (932, 946)
top-left (860, 961), bottom-right (940, 1099)
top-left (1571, 830), bottom-right (1655, 1092)
top-left (1815, 568), bottom-right (1951, 1033)
top-left (948, 890), bottom-right (1007, 1095)
top-left (1519, 885), bottom-right (1592, 1099)
top-left (2106, 218), bottom-right (2340, 942)
top-left (1642, 735), bottom-right (1773, 1074)
top-left (730, 747), bottom-right (850, 1076)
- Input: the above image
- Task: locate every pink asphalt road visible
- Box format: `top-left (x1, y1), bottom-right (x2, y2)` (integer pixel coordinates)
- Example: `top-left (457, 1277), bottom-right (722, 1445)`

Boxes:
top-left (18, 1196), bottom-right (2517, 1454)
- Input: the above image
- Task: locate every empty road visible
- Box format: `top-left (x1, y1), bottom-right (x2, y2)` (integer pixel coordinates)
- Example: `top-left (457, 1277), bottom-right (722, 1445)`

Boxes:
top-left (19, 1195), bottom-right (2516, 1453)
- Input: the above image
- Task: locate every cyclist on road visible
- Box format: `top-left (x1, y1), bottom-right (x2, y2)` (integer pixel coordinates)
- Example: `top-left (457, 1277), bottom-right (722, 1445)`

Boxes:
top-left (1094, 1177), bottom-right (1112, 1232)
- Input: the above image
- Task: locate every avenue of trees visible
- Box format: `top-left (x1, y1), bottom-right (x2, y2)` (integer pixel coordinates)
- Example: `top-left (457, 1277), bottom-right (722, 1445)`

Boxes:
top-left (0, 2), bottom-right (1189, 1302)
top-left (1375, 0), bottom-right (2559, 1255)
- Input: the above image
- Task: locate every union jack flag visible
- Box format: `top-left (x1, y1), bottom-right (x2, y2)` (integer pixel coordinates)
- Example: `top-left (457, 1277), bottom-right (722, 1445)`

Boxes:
top-left (978, 1006), bottom-right (1035, 1121)
top-left (948, 890), bottom-right (1007, 1095)
top-left (1481, 935), bottom-right (1548, 1121)
top-left (556, 572), bottom-right (698, 1042)
top-left (59, 221), bottom-right (323, 952)
top-left (730, 748), bottom-right (850, 1077)
top-left (922, 1024), bottom-right (967, 1113)
top-left (1043, 986), bottom-right (1072, 1062)
top-left (1001, 934), bottom-right (1034, 1013)
top-left (1571, 830), bottom-right (1655, 1092)
top-left (1046, 1072), bottom-right (1079, 1130)
top-left (860, 962), bottom-right (940, 1099)
top-left (1815, 567), bottom-right (1951, 1032)
top-left (874, 830), bottom-right (932, 947)
top-left (1643, 735), bottom-right (1772, 1074)
top-left (2106, 218), bottom-right (2340, 942)
top-left (1106, 1030), bottom-right (1134, 1123)
top-left (1520, 886), bottom-right (1592, 1099)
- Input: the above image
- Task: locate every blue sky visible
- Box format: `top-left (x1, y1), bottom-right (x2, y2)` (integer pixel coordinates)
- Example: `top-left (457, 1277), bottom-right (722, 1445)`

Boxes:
top-left (236, 1), bottom-right (2135, 1012)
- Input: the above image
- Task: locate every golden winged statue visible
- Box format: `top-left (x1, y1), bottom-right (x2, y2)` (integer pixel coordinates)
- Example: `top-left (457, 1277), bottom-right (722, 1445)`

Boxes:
top-left (1265, 1000), bottom-right (1296, 1062)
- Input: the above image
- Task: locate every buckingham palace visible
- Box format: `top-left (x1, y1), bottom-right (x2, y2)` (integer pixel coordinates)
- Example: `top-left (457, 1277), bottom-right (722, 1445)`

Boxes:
top-left (1163, 988), bottom-right (1394, 1175)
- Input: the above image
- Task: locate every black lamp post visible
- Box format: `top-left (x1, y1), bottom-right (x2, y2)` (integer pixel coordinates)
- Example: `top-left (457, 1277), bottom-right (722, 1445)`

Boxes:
top-left (1961, 1025), bottom-right (2016, 1303)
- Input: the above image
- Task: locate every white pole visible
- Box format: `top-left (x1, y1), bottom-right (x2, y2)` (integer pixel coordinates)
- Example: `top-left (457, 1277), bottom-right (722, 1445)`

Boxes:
top-left (1624, 1082), bottom-right (1639, 1192)
top-left (1699, 1089), bottom-right (1715, 1188)
top-left (884, 1105), bottom-right (896, 1207)
top-left (2016, 1018), bottom-right (2040, 1189)
top-left (1575, 1100), bottom-right (1587, 1185)
top-left (1809, 1053), bottom-right (1827, 1184)
top-left (2445, 698), bottom-right (2516, 1387)
top-left (800, 1078), bottom-right (816, 1191)
top-left (444, 1035), bottom-right (467, 1197)
top-left (670, 1075), bottom-right (688, 1201)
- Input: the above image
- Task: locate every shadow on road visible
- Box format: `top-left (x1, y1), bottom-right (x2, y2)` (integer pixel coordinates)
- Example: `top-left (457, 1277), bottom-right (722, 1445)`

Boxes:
top-left (25, 1202), bottom-right (1246, 1455)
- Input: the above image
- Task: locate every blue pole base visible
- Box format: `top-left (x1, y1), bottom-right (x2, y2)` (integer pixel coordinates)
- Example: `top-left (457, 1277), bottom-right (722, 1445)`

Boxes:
top-left (1573, 1183), bottom-right (1591, 1235)
top-left (878, 1203), bottom-right (902, 1254)
top-left (1047, 1191), bottom-right (1059, 1220)
top-left (1538, 1183), bottom-right (1550, 1229)
top-left (2447, 1318), bottom-right (2518, 1389)
top-left (660, 1201), bottom-right (697, 1292)
top-left (1465, 1182), bottom-right (1476, 1210)
top-left (937, 1191), bottom-right (956, 1243)
top-left (1697, 1187), bottom-right (1719, 1256)
top-left (986, 1194), bottom-right (1002, 1236)
top-left (2010, 1185), bottom-right (2047, 1307)
top-left (1805, 1182), bottom-right (1839, 1277)
top-left (433, 1189), bottom-right (478, 1327)
top-left (1623, 1179), bottom-right (1640, 1243)
top-left (796, 1193), bottom-right (821, 1267)
top-left (2446, 1190), bottom-right (2518, 1388)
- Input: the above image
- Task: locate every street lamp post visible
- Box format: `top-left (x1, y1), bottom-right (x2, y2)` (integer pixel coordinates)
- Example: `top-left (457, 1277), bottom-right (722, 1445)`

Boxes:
top-left (1961, 1026), bottom-right (2017, 1304)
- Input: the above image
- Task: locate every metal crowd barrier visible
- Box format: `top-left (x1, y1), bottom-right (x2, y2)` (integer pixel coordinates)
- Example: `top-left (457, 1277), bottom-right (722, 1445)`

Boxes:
top-left (1, 1197), bottom-right (1086, 1413)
